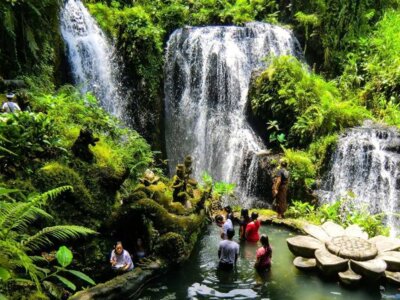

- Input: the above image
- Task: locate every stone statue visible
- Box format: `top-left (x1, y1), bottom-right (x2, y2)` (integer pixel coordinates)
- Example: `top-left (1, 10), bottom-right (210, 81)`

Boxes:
top-left (71, 128), bottom-right (99, 163)
top-left (171, 164), bottom-right (189, 205)
top-left (139, 169), bottom-right (160, 186)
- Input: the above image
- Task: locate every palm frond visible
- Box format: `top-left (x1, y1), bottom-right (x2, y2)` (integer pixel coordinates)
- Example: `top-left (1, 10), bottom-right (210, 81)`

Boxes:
top-left (23, 225), bottom-right (97, 252)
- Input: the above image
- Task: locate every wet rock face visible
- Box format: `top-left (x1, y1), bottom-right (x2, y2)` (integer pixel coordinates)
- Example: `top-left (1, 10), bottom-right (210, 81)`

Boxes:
top-left (326, 236), bottom-right (378, 261)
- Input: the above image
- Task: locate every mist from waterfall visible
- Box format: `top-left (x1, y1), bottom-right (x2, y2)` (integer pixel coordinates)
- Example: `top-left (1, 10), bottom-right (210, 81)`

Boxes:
top-left (164, 22), bottom-right (302, 207)
top-left (319, 122), bottom-right (400, 237)
top-left (60, 0), bottom-right (124, 118)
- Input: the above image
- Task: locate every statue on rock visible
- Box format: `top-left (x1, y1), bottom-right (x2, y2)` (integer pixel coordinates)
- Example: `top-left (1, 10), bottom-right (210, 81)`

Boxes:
top-left (171, 164), bottom-right (190, 208)
top-left (71, 128), bottom-right (99, 163)
top-left (139, 169), bottom-right (160, 187)
top-left (184, 155), bottom-right (198, 188)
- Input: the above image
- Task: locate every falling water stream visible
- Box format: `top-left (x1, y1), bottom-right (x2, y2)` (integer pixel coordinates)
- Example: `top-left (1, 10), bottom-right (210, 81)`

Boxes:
top-left (164, 23), bottom-right (302, 207)
top-left (319, 122), bottom-right (400, 237)
top-left (60, 0), bottom-right (124, 118)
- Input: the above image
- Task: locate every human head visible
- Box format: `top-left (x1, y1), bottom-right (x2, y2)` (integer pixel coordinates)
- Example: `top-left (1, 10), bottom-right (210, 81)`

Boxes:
top-left (6, 92), bottom-right (15, 100)
top-left (280, 159), bottom-right (288, 168)
top-left (226, 228), bottom-right (235, 239)
top-left (137, 238), bottom-right (143, 246)
top-left (115, 241), bottom-right (123, 255)
top-left (240, 208), bottom-right (249, 218)
top-left (251, 212), bottom-right (258, 221)
top-left (215, 214), bottom-right (224, 226)
top-left (260, 235), bottom-right (269, 247)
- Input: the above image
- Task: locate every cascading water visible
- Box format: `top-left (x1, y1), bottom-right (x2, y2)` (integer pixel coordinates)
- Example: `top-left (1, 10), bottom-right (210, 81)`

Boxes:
top-left (164, 22), bottom-right (302, 207)
top-left (319, 121), bottom-right (400, 237)
top-left (60, 0), bottom-right (124, 118)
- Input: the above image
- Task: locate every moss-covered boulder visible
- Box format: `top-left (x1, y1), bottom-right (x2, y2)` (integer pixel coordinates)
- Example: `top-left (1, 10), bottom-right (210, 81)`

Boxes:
top-left (156, 232), bottom-right (186, 263)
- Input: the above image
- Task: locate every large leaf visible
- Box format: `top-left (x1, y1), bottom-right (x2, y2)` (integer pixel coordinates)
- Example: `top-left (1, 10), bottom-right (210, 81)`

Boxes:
top-left (0, 267), bottom-right (10, 281)
top-left (65, 269), bottom-right (95, 285)
top-left (54, 274), bottom-right (76, 291)
top-left (56, 246), bottom-right (73, 268)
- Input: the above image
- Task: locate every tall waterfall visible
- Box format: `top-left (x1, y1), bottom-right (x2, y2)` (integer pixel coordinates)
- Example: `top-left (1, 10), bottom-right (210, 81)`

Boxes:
top-left (60, 0), bottom-right (123, 118)
top-left (319, 122), bottom-right (400, 237)
top-left (164, 22), bottom-right (302, 207)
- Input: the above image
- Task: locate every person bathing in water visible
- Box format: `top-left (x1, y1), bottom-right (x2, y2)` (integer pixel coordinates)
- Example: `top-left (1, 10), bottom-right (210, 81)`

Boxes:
top-left (245, 212), bottom-right (260, 243)
top-left (254, 235), bottom-right (272, 272)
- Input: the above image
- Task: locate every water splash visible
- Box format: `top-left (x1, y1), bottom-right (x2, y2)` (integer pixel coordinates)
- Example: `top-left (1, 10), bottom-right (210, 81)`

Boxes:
top-left (164, 22), bottom-right (302, 207)
top-left (319, 121), bottom-right (400, 237)
top-left (60, 0), bottom-right (124, 118)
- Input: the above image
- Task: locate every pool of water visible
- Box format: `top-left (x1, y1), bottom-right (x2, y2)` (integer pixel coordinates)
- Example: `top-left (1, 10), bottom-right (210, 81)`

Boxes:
top-left (138, 224), bottom-right (400, 299)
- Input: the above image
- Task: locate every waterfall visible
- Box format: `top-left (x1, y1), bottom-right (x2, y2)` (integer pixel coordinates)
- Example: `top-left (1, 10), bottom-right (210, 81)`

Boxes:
top-left (60, 0), bottom-right (123, 118)
top-left (319, 121), bottom-right (400, 237)
top-left (164, 22), bottom-right (302, 207)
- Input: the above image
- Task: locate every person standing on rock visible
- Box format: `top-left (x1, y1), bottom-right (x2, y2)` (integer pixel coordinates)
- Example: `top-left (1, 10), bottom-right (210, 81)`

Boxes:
top-left (272, 159), bottom-right (290, 219)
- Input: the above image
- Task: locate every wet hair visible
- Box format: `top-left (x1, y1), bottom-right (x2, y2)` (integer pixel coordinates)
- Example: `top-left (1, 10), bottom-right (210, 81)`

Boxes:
top-left (224, 206), bottom-right (232, 213)
top-left (251, 212), bottom-right (258, 220)
top-left (260, 235), bottom-right (270, 248)
top-left (215, 214), bottom-right (224, 223)
top-left (226, 228), bottom-right (235, 239)
top-left (240, 208), bottom-right (249, 218)
top-left (281, 160), bottom-right (288, 168)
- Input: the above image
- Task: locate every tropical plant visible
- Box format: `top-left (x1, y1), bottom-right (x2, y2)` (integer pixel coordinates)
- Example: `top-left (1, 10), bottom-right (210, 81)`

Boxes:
top-left (286, 200), bottom-right (315, 219)
top-left (41, 245), bottom-right (95, 298)
top-left (0, 186), bottom-right (97, 296)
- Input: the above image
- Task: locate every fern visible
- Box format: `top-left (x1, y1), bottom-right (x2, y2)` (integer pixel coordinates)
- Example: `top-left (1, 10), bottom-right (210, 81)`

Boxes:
top-left (23, 225), bottom-right (97, 252)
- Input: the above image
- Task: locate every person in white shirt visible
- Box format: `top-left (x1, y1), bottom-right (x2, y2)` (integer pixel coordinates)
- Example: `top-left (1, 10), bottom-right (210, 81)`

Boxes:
top-left (110, 241), bottom-right (134, 272)
top-left (215, 214), bottom-right (233, 239)
top-left (2, 92), bottom-right (21, 113)
top-left (218, 228), bottom-right (239, 270)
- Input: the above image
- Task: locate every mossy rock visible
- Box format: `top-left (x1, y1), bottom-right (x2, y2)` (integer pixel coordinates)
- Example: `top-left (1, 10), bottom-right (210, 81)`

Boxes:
top-left (34, 162), bottom-right (114, 229)
top-left (122, 191), bottom-right (148, 205)
top-left (156, 232), bottom-right (186, 263)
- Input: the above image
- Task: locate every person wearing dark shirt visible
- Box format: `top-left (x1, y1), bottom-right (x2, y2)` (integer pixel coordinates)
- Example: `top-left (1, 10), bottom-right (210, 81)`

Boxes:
top-left (239, 208), bottom-right (250, 241)
top-left (272, 160), bottom-right (290, 219)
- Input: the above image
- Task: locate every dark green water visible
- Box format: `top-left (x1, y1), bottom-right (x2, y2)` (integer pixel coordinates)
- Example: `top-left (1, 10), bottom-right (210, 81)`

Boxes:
top-left (139, 225), bottom-right (400, 299)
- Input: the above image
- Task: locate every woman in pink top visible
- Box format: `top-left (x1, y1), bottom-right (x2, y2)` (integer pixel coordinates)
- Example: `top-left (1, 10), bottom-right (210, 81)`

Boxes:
top-left (245, 212), bottom-right (260, 242)
top-left (254, 235), bottom-right (272, 272)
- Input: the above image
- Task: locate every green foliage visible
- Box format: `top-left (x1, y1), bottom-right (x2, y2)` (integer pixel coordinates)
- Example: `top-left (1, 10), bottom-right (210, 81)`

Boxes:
top-left (283, 148), bottom-right (315, 188)
top-left (286, 200), bottom-right (315, 219)
top-left (0, 111), bottom-right (65, 176)
top-left (0, 186), bottom-right (96, 297)
top-left (250, 55), bottom-right (370, 147)
top-left (42, 245), bottom-right (95, 297)
top-left (0, 0), bottom-right (60, 82)
top-left (286, 195), bottom-right (390, 237)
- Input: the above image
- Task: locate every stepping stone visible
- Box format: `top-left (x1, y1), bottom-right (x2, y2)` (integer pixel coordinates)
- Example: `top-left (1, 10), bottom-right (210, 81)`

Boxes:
top-left (350, 259), bottom-right (387, 281)
top-left (369, 236), bottom-right (400, 253)
top-left (315, 248), bottom-right (348, 276)
top-left (304, 224), bottom-right (331, 242)
top-left (293, 257), bottom-right (317, 270)
top-left (385, 271), bottom-right (400, 285)
top-left (378, 251), bottom-right (400, 272)
top-left (287, 236), bottom-right (323, 258)
top-left (321, 221), bottom-right (345, 237)
top-left (338, 267), bottom-right (362, 286)
top-left (344, 224), bottom-right (368, 240)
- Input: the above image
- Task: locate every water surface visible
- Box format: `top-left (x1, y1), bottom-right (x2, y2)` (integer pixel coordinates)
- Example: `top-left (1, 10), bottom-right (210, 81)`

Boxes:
top-left (139, 224), bottom-right (400, 299)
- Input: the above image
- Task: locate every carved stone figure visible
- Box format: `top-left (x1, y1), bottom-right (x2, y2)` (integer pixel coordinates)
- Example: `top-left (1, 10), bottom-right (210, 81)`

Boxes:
top-left (71, 128), bottom-right (99, 163)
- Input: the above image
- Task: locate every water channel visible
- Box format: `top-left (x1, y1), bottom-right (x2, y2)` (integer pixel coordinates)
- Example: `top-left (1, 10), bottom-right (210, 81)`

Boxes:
top-left (139, 224), bottom-right (400, 300)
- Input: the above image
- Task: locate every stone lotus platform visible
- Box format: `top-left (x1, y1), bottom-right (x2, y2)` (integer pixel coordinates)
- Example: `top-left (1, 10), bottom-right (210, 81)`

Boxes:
top-left (287, 221), bottom-right (400, 286)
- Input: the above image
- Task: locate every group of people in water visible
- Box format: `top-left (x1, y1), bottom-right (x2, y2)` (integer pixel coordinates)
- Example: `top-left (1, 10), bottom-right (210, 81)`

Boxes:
top-left (109, 159), bottom-right (289, 275)
top-left (215, 206), bottom-right (272, 273)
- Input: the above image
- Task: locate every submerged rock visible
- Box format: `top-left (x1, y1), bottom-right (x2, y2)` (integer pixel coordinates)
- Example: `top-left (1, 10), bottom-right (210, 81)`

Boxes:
top-left (315, 248), bottom-right (348, 276)
top-left (293, 257), bottom-right (317, 270)
top-left (350, 259), bottom-right (387, 281)
top-left (287, 236), bottom-right (323, 258)
top-left (338, 268), bottom-right (362, 286)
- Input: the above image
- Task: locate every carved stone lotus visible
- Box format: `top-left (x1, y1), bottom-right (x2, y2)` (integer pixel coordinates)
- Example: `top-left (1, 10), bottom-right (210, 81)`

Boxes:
top-left (287, 221), bottom-right (400, 286)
